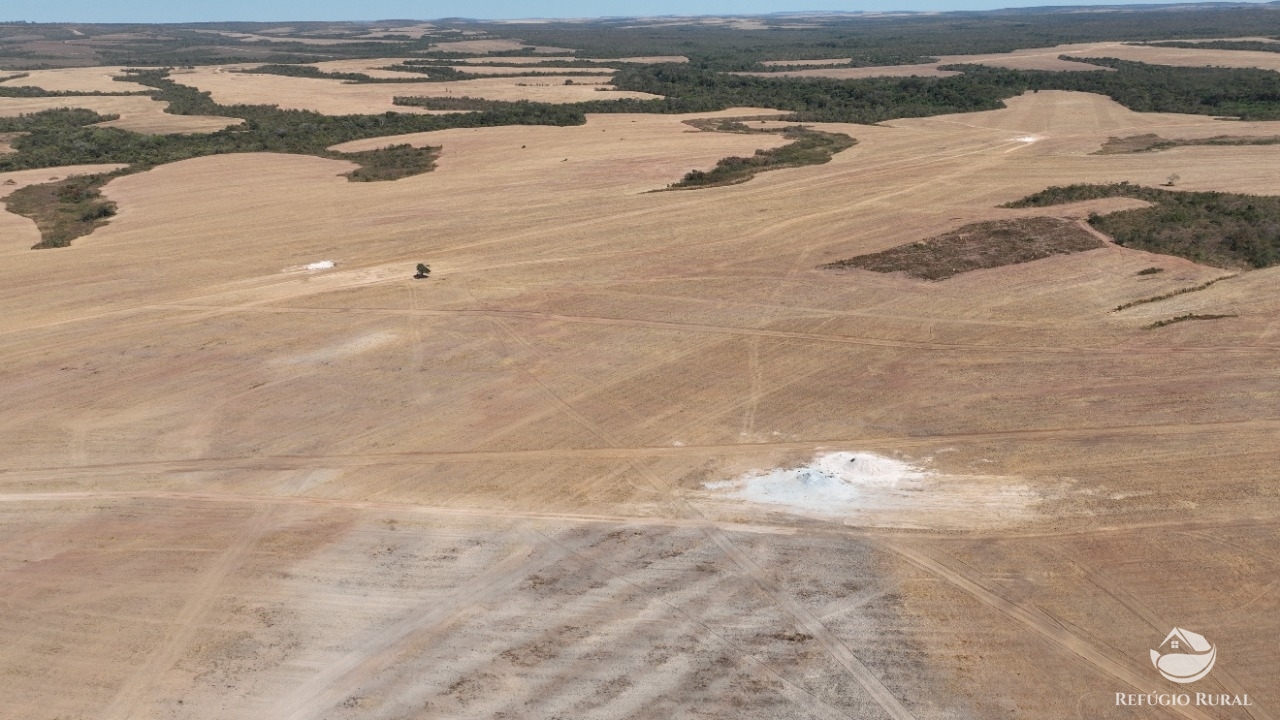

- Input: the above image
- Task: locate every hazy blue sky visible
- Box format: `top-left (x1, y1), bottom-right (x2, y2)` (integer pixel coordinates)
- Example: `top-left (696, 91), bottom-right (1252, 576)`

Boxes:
top-left (14, 1), bottom-right (1274, 24)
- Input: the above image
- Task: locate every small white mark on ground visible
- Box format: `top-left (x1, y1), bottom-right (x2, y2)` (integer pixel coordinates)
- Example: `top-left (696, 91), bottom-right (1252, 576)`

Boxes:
top-left (699, 451), bottom-right (1044, 528)
top-left (283, 260), bottom-right (338, 273)
top-left (272, 330), bottom-right (398, 365)
top-left (705, 452), bottom-right (929, 513)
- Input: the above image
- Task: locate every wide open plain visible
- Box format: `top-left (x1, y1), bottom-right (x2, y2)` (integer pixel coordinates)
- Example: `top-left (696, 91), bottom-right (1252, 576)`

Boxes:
top-left (170, 65), bottom-right (661, 115)
top-left (1, 90), bottom-right (1278, 719)
top-left (743, 39), bottom-right (1280, 78)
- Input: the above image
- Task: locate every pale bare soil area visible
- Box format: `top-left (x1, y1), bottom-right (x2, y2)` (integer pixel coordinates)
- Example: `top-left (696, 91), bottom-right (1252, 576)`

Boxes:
top-left (744, 39), bottom-right (1280, 79)
top-left (1, 92), bottom-right (1277, 719)
top-left (307, 58), bottom-right (620, 78)
top-left (0, 68), bottom-right (242, 132)
top-left (0, 94), bottom-right (242, 134)
top-left (357, 24), bottom-right (438, 39)
top-left (426, 38), bottom-right (574, 54)
top-left (307, 58), bottom-right (440, 79)
top-left (456, 55), bottom-right (689, 65)
top-left (443, 64), bottom-right (617, 77)
top-left (190, 29), bottom-right (399, 46)
top-left (0, 131), bottom-right (20, 154)
top-left (175, 66), bottom-right (660, 115)
top-left (0, 66), bottom-right (152, 93)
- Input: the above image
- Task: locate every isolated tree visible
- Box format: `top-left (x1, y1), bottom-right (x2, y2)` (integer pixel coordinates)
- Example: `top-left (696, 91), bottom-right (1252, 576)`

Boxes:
top-left (415, 263), bottom-right (430, 279)
top-left (1166, 173), bottom-right (1181, 187)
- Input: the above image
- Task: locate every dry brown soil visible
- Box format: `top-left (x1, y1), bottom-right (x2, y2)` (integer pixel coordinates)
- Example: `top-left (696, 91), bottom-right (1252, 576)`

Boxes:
top-left (0, 91), bottom-right (1277, 720)
top-left (174, 65), bottom-right (660, 115)
top-left (456, 55), bottom-right (688, 64)
top-left (743, 39), bottom-right (1280, 79)
top-left (426, 38), bottom-right (574, 54)
top-left (0, 94), bottom-right (242, 134)
top-left (0, 131), bottom-right (21, 154)
top-left (0, 66), bottom-right (153, 93)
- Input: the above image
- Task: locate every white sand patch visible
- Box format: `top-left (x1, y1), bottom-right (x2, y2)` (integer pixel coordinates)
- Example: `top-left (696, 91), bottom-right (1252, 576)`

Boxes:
top-left (706, 452), bottom-right (929, 513)
top-left (282, 260), bottom-right (337, 273)
top-left (272, 330), bottom-right (398, 365)
top-left (1016, 136), bottom-right (1040, 143)
top-left (700, 451), bottom-right (1042, 529)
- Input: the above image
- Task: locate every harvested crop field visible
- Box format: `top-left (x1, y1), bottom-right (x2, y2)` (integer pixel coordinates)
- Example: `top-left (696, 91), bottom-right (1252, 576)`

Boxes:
top-left (0, 66), bottom-right (151, 93)
top-left (456, 55), bottom-right (689, 64)
top-left (741, 38), bottom-right (1280, 79)
top-left (175, 65), bottom-right (660, 114)
top-left (357, 24), bottom-right (437, 39)
top-left (426, 38), bottom-right (574, 54)
top-left (1, 89), bottom-right (1278, 719)
top-left (0, 94), bottom-right (241, 134)
top-left (190, 29), bottom-right (399, 45)
top-left (305, 58), bottom-right (618, 78)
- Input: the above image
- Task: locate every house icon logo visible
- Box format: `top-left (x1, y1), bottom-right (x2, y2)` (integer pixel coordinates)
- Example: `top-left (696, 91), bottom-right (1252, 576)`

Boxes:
top-left (1151, 628), bottom-right (1217, 683)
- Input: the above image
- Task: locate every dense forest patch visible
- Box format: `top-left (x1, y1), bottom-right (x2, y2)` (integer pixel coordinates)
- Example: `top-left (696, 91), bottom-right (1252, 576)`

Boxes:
top-left (4, 172), bottom-right (118, 248)
top-left (821, 217), bottom-right (1105, 280)
top-left (664, 127), bottom-right (855, 190)
top-left (243, 63), bottom-right (471, 83)
top-left (1006, 183), bottom-right (1280, 269)
top-left (467, 9), bottom-right (1280, 69)
top-left (681, 117), bottom-right (784, 133)
top-left (0, 86), bottom-right (150, 98)
top-left (338, 143), bottom-right (439, 181)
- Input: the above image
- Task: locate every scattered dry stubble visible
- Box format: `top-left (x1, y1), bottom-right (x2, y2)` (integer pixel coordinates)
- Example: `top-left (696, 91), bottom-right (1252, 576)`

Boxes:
top-left (740, 38), bottom-right (1280, 79)
top-left (426, 38), bottom-right (574, 54)
top-left (174, 65), bottom-right (660, 115)
top-left (0, 94), bottom-right (241, 134)
top-left (456, 55), bottom-right (688, 64)
top-left (0, 66), bottom-right (152, 93)
top-left (1, 91), bottom-right (1277, 719)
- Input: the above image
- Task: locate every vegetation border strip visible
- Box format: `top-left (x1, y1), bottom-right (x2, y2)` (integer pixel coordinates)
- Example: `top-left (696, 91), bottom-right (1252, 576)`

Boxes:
top-left (1114, 275), bottom-right (1237, 312)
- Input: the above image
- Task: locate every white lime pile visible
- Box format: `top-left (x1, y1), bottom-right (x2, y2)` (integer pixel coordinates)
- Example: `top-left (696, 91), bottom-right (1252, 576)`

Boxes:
top-left (705, 452), bottom-right (930, 513)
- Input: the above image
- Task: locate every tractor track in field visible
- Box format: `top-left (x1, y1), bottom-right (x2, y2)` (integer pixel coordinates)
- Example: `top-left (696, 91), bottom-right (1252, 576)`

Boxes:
top-left (142, 303), bottom-right (1280, 357)
top-left (2, 416), bottom-right (1278, 480)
